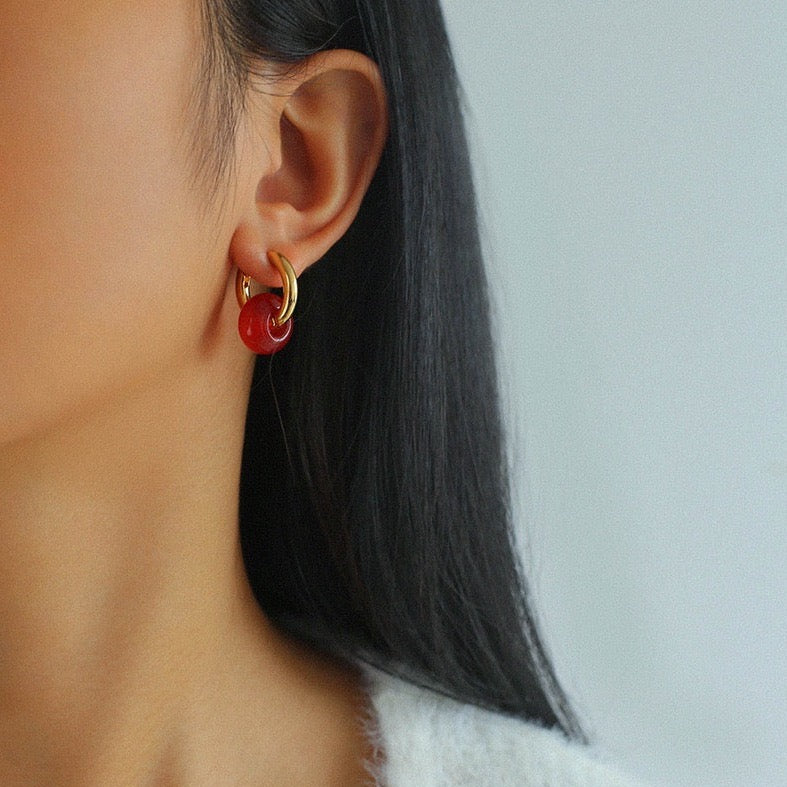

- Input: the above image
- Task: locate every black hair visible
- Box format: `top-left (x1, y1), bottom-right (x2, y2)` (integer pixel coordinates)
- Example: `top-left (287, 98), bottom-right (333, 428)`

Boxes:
top-left (205, 0), bottom-right (583, 739)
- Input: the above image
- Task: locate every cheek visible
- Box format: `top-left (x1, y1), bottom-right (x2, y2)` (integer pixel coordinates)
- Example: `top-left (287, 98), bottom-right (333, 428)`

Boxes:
top-left (0, 1), bottom-right (224, 443)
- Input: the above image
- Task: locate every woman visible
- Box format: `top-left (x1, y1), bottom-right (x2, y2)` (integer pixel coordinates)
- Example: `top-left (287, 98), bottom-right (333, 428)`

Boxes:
top-left (0, 0), bottom-right (636, 783)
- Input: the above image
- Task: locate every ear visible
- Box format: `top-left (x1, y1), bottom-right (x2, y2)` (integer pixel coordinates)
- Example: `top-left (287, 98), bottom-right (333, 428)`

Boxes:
top-left (229, 50), bottom-right (388, 287)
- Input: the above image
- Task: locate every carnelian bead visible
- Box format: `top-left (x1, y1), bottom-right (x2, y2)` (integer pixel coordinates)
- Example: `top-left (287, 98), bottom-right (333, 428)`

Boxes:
top-left (238, 292), bottom-right (293, 354)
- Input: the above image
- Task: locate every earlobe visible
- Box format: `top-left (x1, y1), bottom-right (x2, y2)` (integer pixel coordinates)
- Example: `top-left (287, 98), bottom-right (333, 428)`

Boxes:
top-left (230, 50), bottom-right (388, 285)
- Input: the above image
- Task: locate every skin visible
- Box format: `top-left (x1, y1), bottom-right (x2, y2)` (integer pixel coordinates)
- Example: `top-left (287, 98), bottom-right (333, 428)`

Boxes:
top-left (0, 0), bottom-right (387, 784)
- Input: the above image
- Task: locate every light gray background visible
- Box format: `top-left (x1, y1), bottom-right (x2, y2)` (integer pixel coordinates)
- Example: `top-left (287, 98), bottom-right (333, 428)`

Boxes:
top-left (441, 3), bottom-right (786, 786)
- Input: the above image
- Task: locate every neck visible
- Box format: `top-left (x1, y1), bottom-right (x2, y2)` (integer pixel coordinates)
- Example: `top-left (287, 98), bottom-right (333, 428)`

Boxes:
top-left (0, 355), bottom-right (258, 783)
top-left (0, 353), bottom-right (373, 785)
top-left (0, 356), bottom-right (372, 785)
top-left (0, 354), bottom-right (376, 787)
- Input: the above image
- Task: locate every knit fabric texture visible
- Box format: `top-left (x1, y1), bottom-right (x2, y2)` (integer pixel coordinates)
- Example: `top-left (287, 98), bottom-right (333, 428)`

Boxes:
top-left (360, 666), bottom-right (642, 787)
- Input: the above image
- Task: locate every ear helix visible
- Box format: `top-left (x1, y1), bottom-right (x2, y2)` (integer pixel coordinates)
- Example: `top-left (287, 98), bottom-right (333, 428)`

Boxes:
top-left (236, 251), bottom-right (298, 355)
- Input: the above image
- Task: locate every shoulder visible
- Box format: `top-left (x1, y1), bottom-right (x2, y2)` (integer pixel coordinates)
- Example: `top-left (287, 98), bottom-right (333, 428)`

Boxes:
top-left (360, 665), bottom-right (643, 787)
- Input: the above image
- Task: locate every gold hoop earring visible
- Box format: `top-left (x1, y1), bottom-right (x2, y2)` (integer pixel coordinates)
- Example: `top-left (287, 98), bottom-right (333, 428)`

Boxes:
top-left (236, 251), bottom-right (298, 354)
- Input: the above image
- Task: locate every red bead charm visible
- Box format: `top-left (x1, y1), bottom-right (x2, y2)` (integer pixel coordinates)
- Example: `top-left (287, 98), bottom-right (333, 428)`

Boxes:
top-left (238, 292), bottom-right (293, 354)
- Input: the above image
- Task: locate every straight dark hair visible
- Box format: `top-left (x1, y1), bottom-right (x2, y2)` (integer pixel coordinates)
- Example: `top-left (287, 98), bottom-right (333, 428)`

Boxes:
top-left (204, 0), bottom-right (583, 739)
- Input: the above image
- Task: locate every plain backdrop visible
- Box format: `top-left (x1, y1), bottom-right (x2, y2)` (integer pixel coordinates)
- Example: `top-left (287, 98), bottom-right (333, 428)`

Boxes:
top-left (440, 3), bottom-right (787, 786)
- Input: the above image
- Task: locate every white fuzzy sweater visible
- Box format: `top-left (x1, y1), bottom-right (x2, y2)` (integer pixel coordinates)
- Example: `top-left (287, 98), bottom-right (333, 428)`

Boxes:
top-left (361, 667), bottom-right (639, 786)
